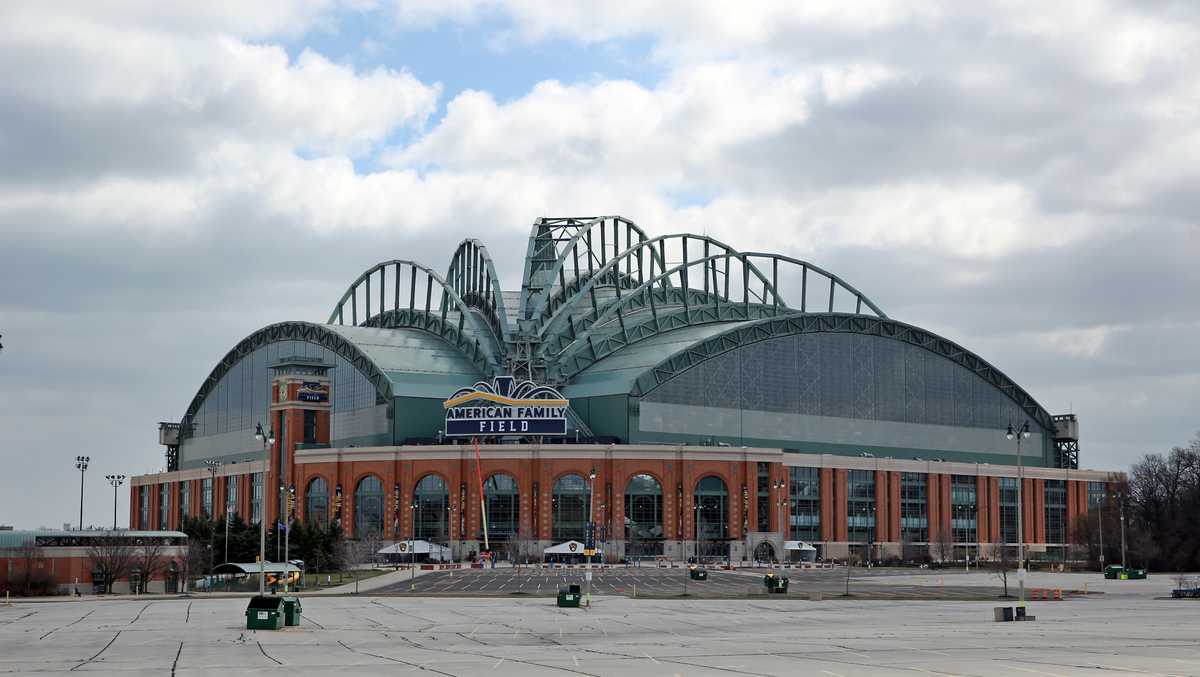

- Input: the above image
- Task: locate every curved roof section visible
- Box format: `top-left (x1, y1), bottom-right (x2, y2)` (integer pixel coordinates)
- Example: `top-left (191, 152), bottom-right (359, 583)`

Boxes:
top-left (181, 322), bottom-right (483, 430)
top-left (619, 312), bottom-right (1057, 433)
top-left (325, 324), bottom-right (484, 398)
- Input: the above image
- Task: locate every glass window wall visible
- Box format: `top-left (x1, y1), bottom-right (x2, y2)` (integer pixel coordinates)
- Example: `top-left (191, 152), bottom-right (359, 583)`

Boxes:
top-left (788, 467), bottom-right (820, 541)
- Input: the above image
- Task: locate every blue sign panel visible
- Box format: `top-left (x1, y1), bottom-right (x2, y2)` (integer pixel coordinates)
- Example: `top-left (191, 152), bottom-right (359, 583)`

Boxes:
top-left (443, 376), bottom-right (569, 437)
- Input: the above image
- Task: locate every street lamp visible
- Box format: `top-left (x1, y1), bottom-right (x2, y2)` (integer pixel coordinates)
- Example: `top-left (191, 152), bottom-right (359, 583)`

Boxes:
top-left (282, 484), bottom-right (294, 591)
top-left (1118, 491), bottom-right (1127, 569)
top-left (75, 456), bottom-right (90, 530)
top-left (104, 474), bottom-right (125, 530)
top-left (253, 422), bottom-right (275, 596)
top-left (1006, 421), bottom-right (1031, 606)
top-left (204, 459), bottom-right (224, 570)
top-left (773, 477), bottom-right (786, 570)
top-left (586, 468), bottom-right (597, 607)
top-left (410, 500), bottom-right (419, 591)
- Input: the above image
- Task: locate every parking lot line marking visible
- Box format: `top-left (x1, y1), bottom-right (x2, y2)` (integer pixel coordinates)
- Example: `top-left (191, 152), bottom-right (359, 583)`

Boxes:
top-left (493, 658), bottom-right (504, 668)
top-left (644, 653), bottom-right (660, 664)
top-left (821, 671), bottom-right (845, 677)
top-left (573, 654), bottom-right (580, 667)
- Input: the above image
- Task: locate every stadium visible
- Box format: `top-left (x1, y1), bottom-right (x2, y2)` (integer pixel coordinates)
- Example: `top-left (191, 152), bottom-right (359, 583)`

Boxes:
top-left (131, 216), bottom-right (1113, 565)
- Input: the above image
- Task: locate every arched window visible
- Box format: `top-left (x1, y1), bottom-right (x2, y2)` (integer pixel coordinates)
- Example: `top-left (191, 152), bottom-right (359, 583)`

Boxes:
top-left (354, 475), bottom-right (384, 538)
top-left (414, 474), bottom-right (449, 542)
top-left (625, 474), bottom-right (664, 558)
top-left (552, 473), bottom-right (590, 541)
top-left (306, 477), bottom-right (329, 525)
top-left (694, 476), bottom-right (729, 560)
top-left (483, 474), bottom-right (519, 539)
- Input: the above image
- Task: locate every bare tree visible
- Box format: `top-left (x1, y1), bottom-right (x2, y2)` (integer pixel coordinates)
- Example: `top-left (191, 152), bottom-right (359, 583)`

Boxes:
top-left (133, 540), bottom-right (168, 594)
top-left (340, 531), bottom-right (382, 594)
top-left (985, 540), bottom-right (1016, 598)
top-left (930, 526), bottom-right (954, 564)
top-left (87, 532), bottom-right (136, 594)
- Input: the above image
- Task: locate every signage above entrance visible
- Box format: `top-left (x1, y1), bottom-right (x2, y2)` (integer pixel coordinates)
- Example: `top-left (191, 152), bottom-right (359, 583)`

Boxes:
top-left (443, 376), bottom-right (569, 436)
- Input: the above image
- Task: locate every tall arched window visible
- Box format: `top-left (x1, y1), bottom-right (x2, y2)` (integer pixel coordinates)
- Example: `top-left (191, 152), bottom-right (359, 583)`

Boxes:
top-left (306, 477), bottom-right (329, 525)
top-left (625, 474), bottom-right (664, 558)
top-left (483, 474), bottom-right (519, 539)
top-left (414, 474), bottom-right (449, 542)
top-left (552, 474), bottom-right (590, 541)
top-left (354, 475), bottom-right (384, 538)
top-left (694, 476), bottom-right (729, 559)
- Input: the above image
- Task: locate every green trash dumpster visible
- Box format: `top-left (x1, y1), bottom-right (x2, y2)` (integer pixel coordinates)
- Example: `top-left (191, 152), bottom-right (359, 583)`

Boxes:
top-left (557, 584), bottom-right (581, 608)
top-left (281, 596), bottom-right (302, 626)
top-left (1104, 565), bottom-right (1124, 580)
top-left (1126, 568), bottom-right (1147, 580)
top-left (689, 566), bottom-right (707, 581)
top-left (770, 577), bottom-right (789, 594)
top-left (246, 596), bottom-right (284, 631)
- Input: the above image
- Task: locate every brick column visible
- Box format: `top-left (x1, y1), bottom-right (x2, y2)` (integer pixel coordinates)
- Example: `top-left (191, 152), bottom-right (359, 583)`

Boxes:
top-left (834, 469), bottom-right (849, 542)
top-left (820, 468), bottom-right (834, 542)
top-left (926, 474), bottom-right (941, 542)
top-left (888, 472), bottom-right (901, 542)
top-left (874, 470), bottom-right (890, 542)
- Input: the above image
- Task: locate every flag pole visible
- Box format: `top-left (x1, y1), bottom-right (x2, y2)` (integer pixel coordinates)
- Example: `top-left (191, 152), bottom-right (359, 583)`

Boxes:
top-left (473, 437), bottom-right (490, 553)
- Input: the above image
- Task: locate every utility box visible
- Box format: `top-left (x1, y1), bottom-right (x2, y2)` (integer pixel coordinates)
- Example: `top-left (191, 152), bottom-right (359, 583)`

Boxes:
top-left (246, 596), bottom-right (284, 631)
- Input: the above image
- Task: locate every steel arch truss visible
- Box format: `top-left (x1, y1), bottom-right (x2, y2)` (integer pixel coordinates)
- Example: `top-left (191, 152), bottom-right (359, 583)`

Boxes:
top-left (535, 233), bottom-right (749, 345)
top-left (327, 259), bottom-right (503, 371)
top-left (629, 313), bottom-right (1056, 433)
top-left (445, 239), bottom-right (512, 343)
top-left (180, 321), bottom-right (395, 436)
top-left (541, 251), bottom-right (781, 364)
top-left (539, 247), bottom-right (886, 371)
top-left (518, 216), bottom-right (654, 331)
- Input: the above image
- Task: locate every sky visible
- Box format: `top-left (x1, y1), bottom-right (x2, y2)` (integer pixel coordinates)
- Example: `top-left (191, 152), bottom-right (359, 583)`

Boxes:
top-left (1, 1), bottom-right (1197, 530)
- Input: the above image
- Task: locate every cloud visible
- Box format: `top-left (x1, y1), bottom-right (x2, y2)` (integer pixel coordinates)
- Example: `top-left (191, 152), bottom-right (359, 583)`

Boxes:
top-left (1, 1), bottom-right (1198, 529)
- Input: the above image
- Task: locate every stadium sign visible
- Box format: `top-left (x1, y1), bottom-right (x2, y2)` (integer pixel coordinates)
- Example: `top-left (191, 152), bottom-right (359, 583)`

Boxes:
top-left (297, 381), bottom-right (329, 402)
top-left (443, 376), bottom-right (568, 436)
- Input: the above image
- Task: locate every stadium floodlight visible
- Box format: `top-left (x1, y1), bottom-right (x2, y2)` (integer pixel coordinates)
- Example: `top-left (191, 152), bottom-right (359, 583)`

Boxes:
top-left (75, 456), bottom-right (90, 530)
top-left (104, 474), bottom-right (126, 530)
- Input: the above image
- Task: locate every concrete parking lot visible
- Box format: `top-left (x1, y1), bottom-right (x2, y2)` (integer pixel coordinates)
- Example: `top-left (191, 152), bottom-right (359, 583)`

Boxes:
top-left (371, 565), bottom-right (1061, 600)
top-left (2, 590), bottom-right (1198, 676)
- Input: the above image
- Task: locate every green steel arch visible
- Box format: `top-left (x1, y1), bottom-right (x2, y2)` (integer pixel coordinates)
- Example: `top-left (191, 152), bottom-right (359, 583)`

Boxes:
top-left (535, 233), bottom-right (751, 348)
top-left (537, 242), bottom-right (886, 367)
top-left (180, 321), bottom-right (396, 434)
top-left (445, 238), bottom-right (513, 344)
top-left (327, 259), bottom-right (502, 372)
top-left (518, 215), bottom-right (656, 330)
top-left (628, 312), bottom-right (1057, 433)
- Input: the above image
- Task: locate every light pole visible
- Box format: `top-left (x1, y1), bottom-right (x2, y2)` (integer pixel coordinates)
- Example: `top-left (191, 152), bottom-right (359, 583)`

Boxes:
top-left (1118, 492), bottom-right (1127, 569)
top-left (105, 475), bottom-right (125, 530)
top-left (1097, 494), bottom-right (1106, 572)
top-left (253, 422), bottom-right (275, 596)
top-left (586, 468), bottom-right (596, 607)
top-left (204, 460), bottom-right (224, 568)
top-left (694, 502), bottom-right (703, 564)
top-left (1007, 421), bottom-right (1031, 606)
top-left (410, 500), bottom-right (419, 591)
top-left (282, 484), bottom-right (294, 591)
top-left (773, 477), bottom-right (786, 570)
top-left (75, 456), bottom-right (90, 530)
